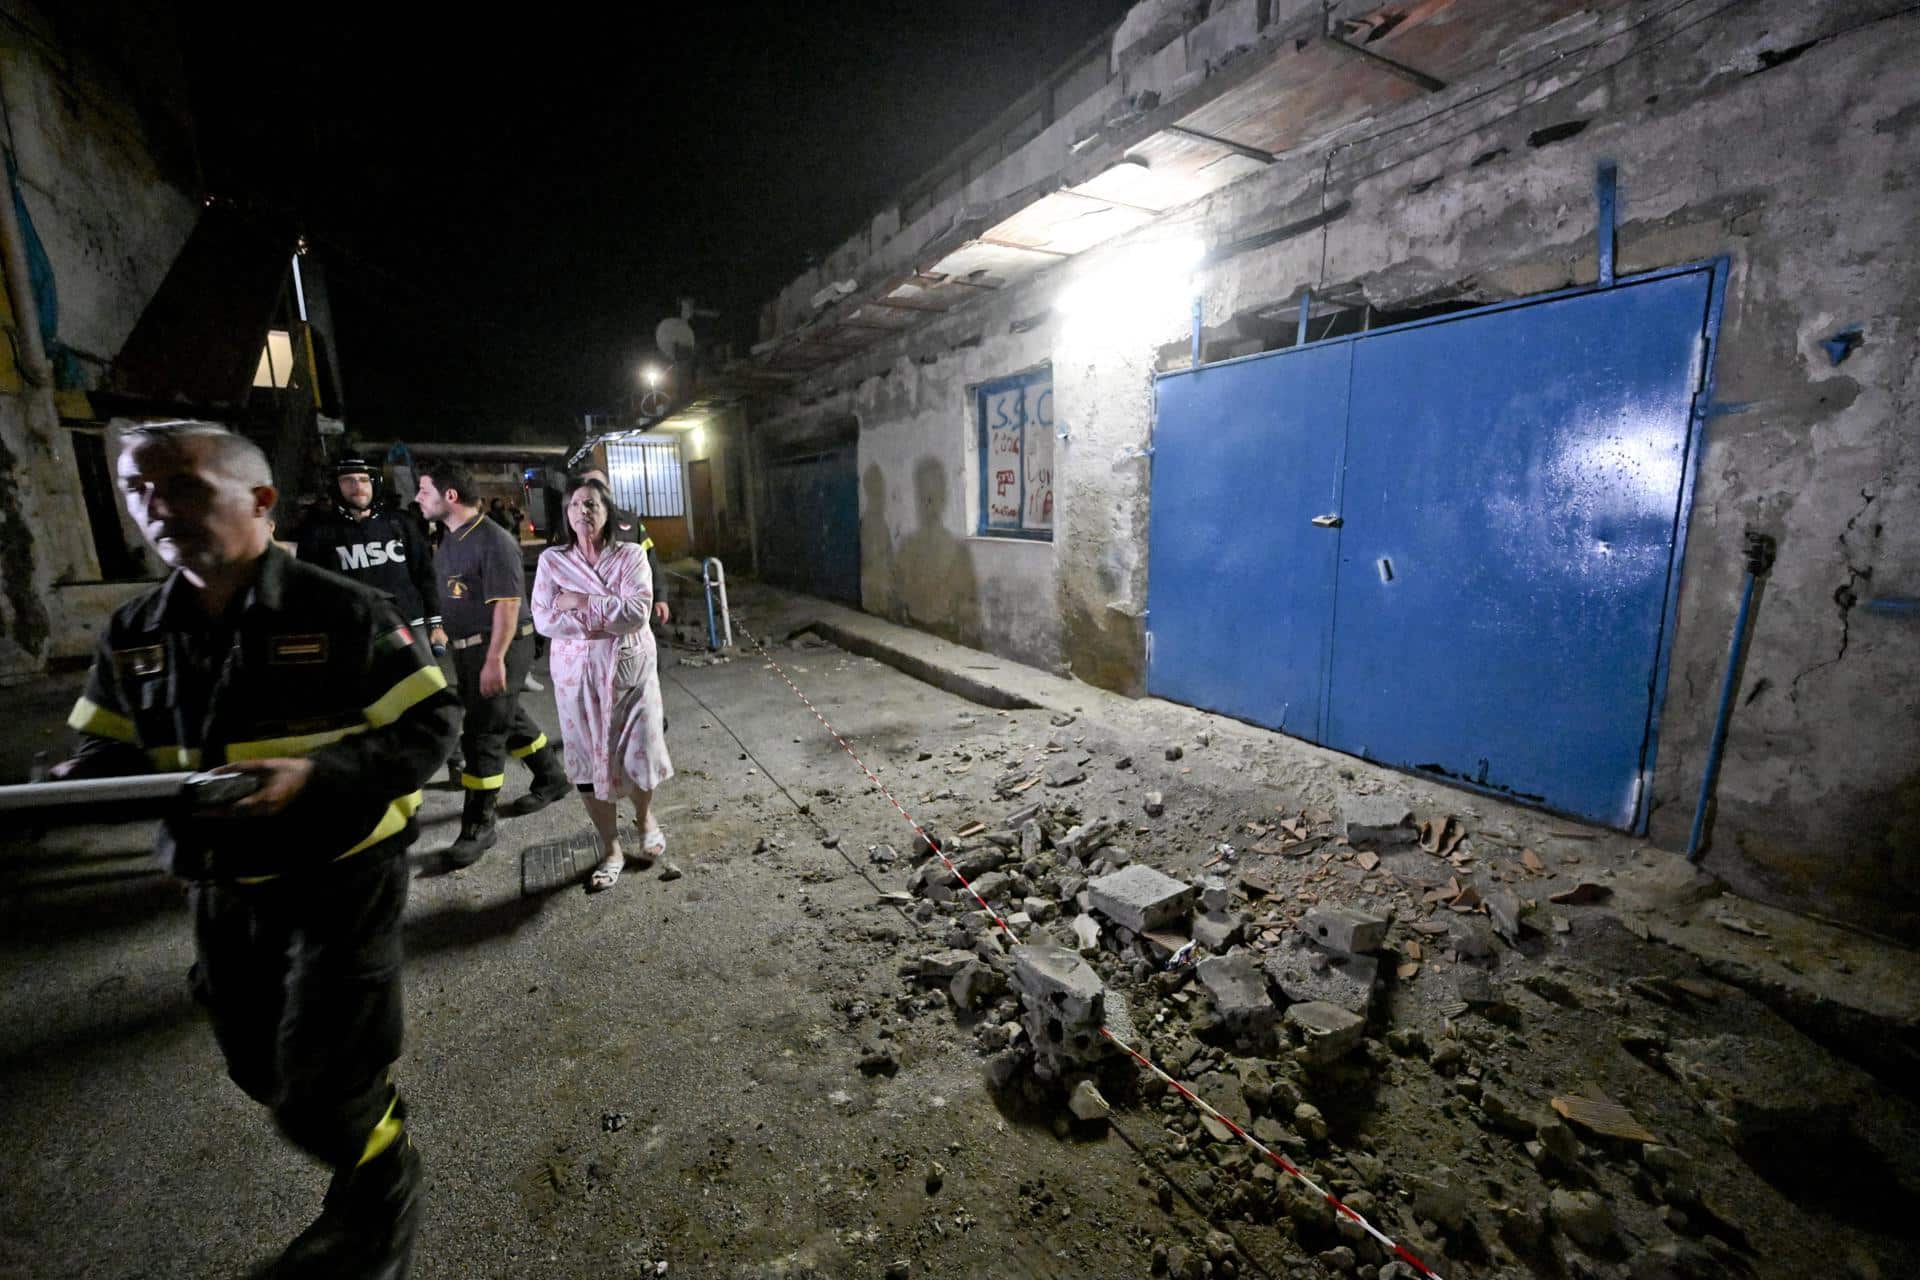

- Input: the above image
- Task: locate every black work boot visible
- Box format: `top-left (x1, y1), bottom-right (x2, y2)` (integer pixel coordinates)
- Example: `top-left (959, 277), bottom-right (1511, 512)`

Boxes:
top-left (273, 1137), bottom-right (423, 1279)
top-left (443, 790), bottom-right (498, 868)
top-left (501, 745), bottom-right (571, 817)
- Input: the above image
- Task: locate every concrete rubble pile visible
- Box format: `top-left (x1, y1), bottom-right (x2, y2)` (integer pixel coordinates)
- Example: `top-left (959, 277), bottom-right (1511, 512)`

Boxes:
top-left (873, 768), bottom-right (1847, 1278)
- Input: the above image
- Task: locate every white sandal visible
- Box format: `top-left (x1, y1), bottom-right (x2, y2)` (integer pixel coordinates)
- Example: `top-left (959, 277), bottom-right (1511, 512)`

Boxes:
top-left (587, 846), bottom-right (624, 892)
top-left (643, 827), bottom-right (667, 857)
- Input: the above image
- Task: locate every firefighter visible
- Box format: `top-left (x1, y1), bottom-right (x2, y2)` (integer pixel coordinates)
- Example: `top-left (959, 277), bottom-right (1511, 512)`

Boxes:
top-left (297, 455), bottom-right (464, 781)
top-left (52, 421), bottom-right (459, 1278)
top-left (415, 460), bottom-right (571, 866)
top-left (295, 455), bottom-right (446, 650)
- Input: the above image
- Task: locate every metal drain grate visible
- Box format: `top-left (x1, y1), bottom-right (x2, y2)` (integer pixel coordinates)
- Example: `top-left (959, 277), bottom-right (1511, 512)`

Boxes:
top-left (520, 824), bottom-right (638, 896)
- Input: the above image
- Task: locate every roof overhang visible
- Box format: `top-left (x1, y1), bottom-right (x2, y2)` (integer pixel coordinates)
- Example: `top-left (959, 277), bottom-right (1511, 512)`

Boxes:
top-left (751, 0), bottom-right (1626, 377)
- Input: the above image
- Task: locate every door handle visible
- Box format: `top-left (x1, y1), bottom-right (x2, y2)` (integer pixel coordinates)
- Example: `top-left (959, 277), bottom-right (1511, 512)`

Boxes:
top-left (1311, 514), bottom-right (1342, 528)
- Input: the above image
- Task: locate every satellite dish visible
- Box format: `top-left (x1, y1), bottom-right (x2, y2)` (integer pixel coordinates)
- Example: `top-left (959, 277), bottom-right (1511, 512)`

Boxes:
top-left (655, 317), bottom-right (697, 363)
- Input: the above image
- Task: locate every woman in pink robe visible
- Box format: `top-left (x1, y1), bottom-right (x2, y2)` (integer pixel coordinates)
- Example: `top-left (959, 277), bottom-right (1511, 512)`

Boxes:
top-left (530, 478), bottom-right (673, 890)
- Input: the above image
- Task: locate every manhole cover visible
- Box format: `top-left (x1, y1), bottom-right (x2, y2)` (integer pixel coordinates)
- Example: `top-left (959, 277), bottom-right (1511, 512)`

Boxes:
top-left (520, 825), bottom-right (637, 896)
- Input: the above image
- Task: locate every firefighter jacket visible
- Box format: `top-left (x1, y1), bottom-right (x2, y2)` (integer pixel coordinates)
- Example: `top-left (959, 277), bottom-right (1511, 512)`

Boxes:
top-left (295, 502), bottom-right (442, 630)
top-left (63, 546), bottom-right (460, 881)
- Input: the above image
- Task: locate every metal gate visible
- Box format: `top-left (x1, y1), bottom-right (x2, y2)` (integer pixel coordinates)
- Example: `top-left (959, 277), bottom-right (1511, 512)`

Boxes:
top-left (1146, 267), bottom-right (1718, 829)
top-left (759, 443), bottom-right (861, 606)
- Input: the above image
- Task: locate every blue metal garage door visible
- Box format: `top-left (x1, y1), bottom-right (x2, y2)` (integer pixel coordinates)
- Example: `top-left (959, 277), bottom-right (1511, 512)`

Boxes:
top-left (1147, 342), bottom-right (1351, 739)
top-left (1145, 268), bottom-right (1716, 829)
top-left (761, 444), bottom-right (861, 606)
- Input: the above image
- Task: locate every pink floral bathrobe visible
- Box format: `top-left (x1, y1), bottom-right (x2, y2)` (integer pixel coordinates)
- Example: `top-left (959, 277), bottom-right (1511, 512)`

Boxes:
top-left (530, 542), bottom-right (672, 800)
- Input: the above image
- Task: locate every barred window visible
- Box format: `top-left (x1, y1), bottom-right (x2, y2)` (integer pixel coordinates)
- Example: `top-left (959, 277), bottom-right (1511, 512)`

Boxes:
top-left (605, 436), bottom-right (684, 518)
top-left (975, 365), bottom-right (1054, 540)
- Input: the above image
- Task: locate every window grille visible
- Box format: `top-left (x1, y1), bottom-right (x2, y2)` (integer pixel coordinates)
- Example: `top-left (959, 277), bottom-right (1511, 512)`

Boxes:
top-left (604, 436), bottom-right (684, 518)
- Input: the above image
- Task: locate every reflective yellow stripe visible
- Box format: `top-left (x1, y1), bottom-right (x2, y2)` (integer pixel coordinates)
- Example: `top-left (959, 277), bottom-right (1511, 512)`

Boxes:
top-left (224, 725), bottom-right (364, 761)
top-left (145, 745), bottom-right (203, 770)
top-left (215, 789), bottom-right (423, 883)
top-left (637, 536), bottom-right (654, 553)
top-left (356, 1092), bottom-right (403, 1167)
top-left (460, 772), bottom-right (505, 791)
top-left (508, 733), bottom-right (547, 758)
top-left (341, 790), bottom-right (424, 858)
top-left (363, 664), bottom-right (447, 729)
top-left (69, 696), bottom-right (136, 743)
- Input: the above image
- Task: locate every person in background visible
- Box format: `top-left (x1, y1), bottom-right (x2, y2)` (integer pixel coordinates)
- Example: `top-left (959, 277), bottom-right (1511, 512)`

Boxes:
top-left (487, 497), bottom-right (512, 531)
top-left (54, 422), bottom-right (458, 1277)
top-left (530, 477), bottom-right (672, 889)
top-left (416, 463), bottom-right (572, 866)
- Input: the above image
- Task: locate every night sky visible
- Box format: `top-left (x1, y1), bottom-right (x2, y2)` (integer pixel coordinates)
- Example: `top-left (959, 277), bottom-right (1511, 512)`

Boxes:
top-left (178, 2), bottom-right (1135, 444)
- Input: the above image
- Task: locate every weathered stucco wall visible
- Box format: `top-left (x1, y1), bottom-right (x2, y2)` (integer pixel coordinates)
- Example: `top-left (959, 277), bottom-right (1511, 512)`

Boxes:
top-left (1178, 0), bottom-right (1920, 928)
top-left (0, 1), bottom-right (200, 675)
top-left (0, 2), bottom-right (200, 384)
top-left (754, 0), bottom-right (1920, 929)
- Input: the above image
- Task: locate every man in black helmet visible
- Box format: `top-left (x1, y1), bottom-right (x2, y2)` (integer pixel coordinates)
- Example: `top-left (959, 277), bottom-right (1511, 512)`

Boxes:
top-left (297, 457), bottom-right (446, 655)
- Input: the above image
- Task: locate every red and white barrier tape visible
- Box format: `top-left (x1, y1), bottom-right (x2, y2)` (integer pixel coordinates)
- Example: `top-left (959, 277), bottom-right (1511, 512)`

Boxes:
top-left (731, 621), bottom-right (1436, 1279)
top-left (1100, 1027), bottom-right (1439, 1277)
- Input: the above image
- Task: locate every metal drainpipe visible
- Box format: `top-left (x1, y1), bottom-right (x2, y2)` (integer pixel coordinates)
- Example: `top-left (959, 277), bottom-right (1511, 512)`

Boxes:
top-left (1687, 531), bottom-right (1777, 860)
top-left (0, 150), bottom-right (54, 388)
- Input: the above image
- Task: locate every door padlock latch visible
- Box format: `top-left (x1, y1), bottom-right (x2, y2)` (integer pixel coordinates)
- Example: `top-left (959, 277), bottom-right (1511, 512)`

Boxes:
top-left (1311, 514), bottom-right (1343, 528)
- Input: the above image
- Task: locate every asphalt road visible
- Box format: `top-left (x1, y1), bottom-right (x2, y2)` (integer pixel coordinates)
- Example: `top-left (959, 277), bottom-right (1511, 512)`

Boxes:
top-left (0, 642), bottom-right (1173, 1279)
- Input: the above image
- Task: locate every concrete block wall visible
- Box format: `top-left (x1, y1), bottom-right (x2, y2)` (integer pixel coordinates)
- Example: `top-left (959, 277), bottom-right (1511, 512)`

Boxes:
top-left (751, 0), bottom-right (1920, 930)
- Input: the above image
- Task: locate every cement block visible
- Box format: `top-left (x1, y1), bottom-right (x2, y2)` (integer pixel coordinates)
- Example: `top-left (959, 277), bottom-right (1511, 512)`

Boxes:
top-left (917, 949), bottom-right (978, 980)
top-left (1343, 794), bottom-right (1415, 848)
top-left (1199, 876), bottom-right (1233, 912)
top-left (1069, 913), bottom-right (1103, 954)
top-left (967, 871), bottom-right (1014, 903)
top-left (1055, 819), bottom-right (1116, 859)
top-left (1285, 1001), bottom-right (1367, 1065)
top-left (1088, 864), bottom-right (1196, 933)
top-left (1196, 953), bottom-right (1276, 1031)
top-left (1012, 943), bottom-right (1104, 1019)
top-left (1191, 909), bottom-right (1244, 952)
top-left (1303, 906), bottom-right (1388, 955)
top-left (1014, 943), bottom-right (1112, 1079)
top-left (1265, 942), bottom-right (1379, 1014)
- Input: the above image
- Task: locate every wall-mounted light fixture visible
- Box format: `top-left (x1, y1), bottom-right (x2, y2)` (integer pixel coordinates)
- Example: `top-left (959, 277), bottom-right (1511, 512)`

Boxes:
top-left (1054, 236), bottom-right (1205, 328)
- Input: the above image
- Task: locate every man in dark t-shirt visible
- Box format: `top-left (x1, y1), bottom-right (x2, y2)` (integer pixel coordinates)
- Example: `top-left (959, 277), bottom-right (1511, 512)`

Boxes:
top-left (416, 463), bottom-right (571, 866)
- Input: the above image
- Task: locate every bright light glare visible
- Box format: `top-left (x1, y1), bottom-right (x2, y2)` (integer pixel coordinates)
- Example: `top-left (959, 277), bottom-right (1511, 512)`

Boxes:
top-left (640, 364), bottom-right (663, 388)
top-left (689, 424), bottom-right (706, 452)
top-left (1055, 238), bottom-right (1204, 319)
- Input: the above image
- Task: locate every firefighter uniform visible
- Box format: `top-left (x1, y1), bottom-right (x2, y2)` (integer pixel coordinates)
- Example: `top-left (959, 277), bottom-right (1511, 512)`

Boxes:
top-left (63, 545), bottom-right (459, 1277)
top-left (434, 509), bottom-right (569, 862)
top-left (295, 498), bottom-right (442, 632)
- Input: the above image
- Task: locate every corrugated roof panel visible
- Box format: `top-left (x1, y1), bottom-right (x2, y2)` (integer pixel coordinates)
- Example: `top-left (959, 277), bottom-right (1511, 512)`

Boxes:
top-left (983, 190), bottom-right (1158, 256)
top-left (1176, 37), bottom-right (1423, 156)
